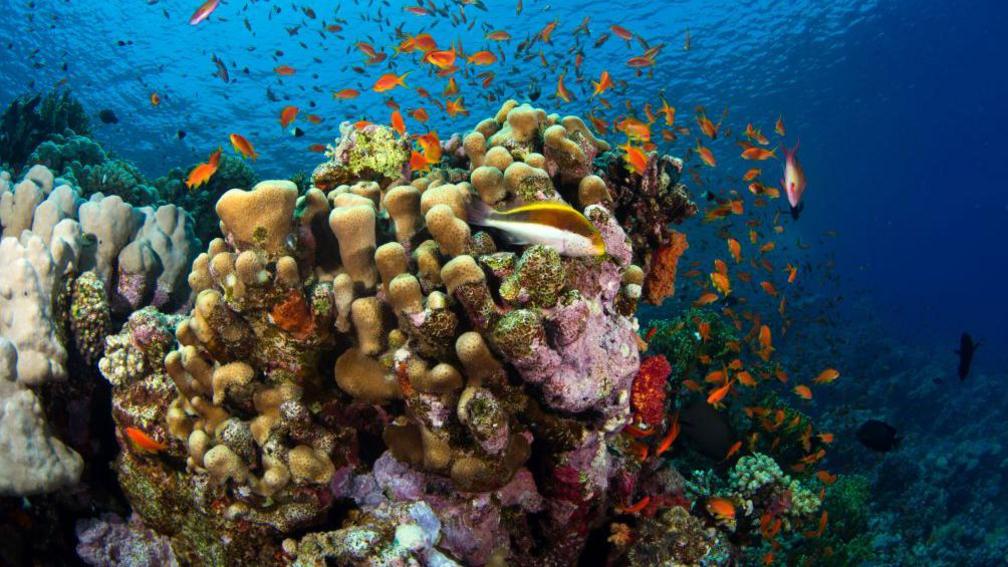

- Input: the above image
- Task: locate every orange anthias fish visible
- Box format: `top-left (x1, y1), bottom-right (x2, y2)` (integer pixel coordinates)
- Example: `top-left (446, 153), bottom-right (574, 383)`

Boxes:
top-left (706, 379), bottom-right (733, 406)
top-left (626, 56), bottom-right (655, 68)
top-left (705, 497), bottom-right (736, 523)
top-left (793, 384), bottom-right (813, 400)
top-left (610, 24), bottom-right (634, 41)
top-left (743, 167), bottom-right (761, 181)
top-left (229, 133), bottom-right (258, 161)
top-left (727, 238), bottom-right (741, 263)
top-left (539, 20), bottom-right (558, 43)
top-left (411, 107), bottom-right (429, 123)
top-left (696, 141), bottom-right (716, 167)
top-left (149, 92), bottom-right (160, 107)
top-left (618, 495), bottom-right (651, 515)
top-left (813, 368), bottom-right (840, 384)
top-left (185, 147), bottom-right (222, 189)
top-left (279, 105), bottom-right (298, 128)
top-left (445, 97), bottom-right (469, 117)
top-left (742, 146), bottom-right (777, 160)
top-left (390, 110), bottom-right (406, 136)
top-left (466, 50), bottom-right (497, 65)
top-left (760, 281), bottom-right (778, 297)
top-left (621, 143), bottom-right (648, 175)
top-left (617, 117), bottom-right (651, 142)
top-left (782, 140), bottom-right (807, 219)
top-left (660, 97), bottom-right (676, 126)
top-left (274, 65), bottom-right (296, 76)
top-left (555, 73), bottom-right (573, 103)
top-left (443, 76), bottom-right (460, 96)
top-left (373, 72), bottom-right (409, 92)
top-left (775, 114), bottom-right (786, 136)
top-left (409, 150), bottom-right (431, 172)
top-left (694, 292), bottom-right (719, 306)
top-left (423, 49), bottom-right (457, 69)
top-left (710, 272), bottom-right (731, 296)
top-left (486, 30), bottom-right (511, 41)
top-left (332, 88), bottom-right (360, 100)
top-left (757, 324), bottom-right (774, 360)
top-left (696, 111), bottom-right (718, 139)
top-left (188, 0), bottom-right (220, 25)
top-left (591, 70), bottom-right (613, 97)
top-left (655, 414), bottom-right (680, 456)
top-left (417, 131), bottom-right (441, 164)
top-left (124, 426), bottom-right (167, 452)
top-left (724, 440), bottom-right (743, 460)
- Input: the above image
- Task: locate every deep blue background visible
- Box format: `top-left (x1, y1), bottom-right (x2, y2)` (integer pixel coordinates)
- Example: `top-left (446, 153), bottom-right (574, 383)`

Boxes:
top-left (1, 0), bottom-right (1005, 371)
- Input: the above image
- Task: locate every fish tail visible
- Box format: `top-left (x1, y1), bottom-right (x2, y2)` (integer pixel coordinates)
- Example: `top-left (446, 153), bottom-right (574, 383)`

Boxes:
top-left (464, 196), bottom-right (495, 226)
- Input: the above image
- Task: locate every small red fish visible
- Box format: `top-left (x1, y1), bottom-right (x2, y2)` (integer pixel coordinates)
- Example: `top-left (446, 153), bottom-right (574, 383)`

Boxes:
top-left (390, 110), bottom-right (406, 136)
top-left (279, 105), bottom-right (298, 128)
top-left (125, 426), bottom-right (167, 453)
top-left (610, 24), bottom-right (633, 41)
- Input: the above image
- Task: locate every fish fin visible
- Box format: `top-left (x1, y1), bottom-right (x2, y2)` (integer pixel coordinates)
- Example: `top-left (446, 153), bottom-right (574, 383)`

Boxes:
top-left (790, 202), bottom-right (803, 220)
top-left (464, 196), bottom-right (495, 226)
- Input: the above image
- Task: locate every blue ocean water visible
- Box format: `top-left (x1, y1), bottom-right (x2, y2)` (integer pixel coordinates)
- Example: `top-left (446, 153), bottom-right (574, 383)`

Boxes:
top-left (4, 0), bottom-right (1003, 362)
top-left (2, 0), bottom-right (1007, 563)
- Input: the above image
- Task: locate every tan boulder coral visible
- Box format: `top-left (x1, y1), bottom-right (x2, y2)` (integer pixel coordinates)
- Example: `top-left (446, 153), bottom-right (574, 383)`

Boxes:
top-left (0, 337), bottom-right (82, 495)
top-left (216, 179), bottom-right (298, 258)
top-left (0, 232), bottom-right (73, 385)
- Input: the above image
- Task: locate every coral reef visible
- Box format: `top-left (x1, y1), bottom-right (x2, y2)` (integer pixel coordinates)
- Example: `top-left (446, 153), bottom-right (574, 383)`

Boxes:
top-left (154, 153), bottom-right (259, 245)
top-left (311, 121), bottom-right (411, 190)
top-left (0, 164), bottom-right (199, 317)
top-left (0, 161), bottom-right (197, 504)
top-left (0, 337), bottom-right (83, 495)
top-left (0, 90), bottom-right (90, 172)
top-left (76, 513), bottom-right (179, 567)
top-left (596, 148), bottom-right (696, 288)
top-left (2, 96), bottom-right (839, 565)
top-left (101, 101), bottom-right (665, 564)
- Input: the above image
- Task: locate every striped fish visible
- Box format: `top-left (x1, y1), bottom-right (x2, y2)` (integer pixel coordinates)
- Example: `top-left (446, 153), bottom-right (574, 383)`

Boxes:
top-left (466, 199), bottom-right (606, 257)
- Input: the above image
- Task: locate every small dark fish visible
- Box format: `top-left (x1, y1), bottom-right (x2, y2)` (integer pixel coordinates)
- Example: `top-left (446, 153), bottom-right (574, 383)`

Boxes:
top-left (955, 332), bottom-right (980, 380)
top-left (678, 400), bottom-right (735, 461)
top-left (211, 53), bottom-right (229, 83)
top-left (98, 109), bottom-right (119, 124)
top-left (177, 130), bottom-right (187, 139)
top-left (857, 419), bottom-right (899, 452)
top-left (527, 81), bottom-right (540, 101)
top-left (291, 127), bottom-right (304, 137)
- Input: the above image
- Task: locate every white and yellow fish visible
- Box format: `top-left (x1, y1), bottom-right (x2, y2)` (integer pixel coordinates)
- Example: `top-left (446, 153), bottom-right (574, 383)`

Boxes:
top-left (465, 199), bottom-right (606, 257)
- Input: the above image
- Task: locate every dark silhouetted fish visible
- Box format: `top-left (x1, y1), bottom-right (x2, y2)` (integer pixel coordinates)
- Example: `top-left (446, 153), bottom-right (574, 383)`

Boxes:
top-left (678, 400), bottom-right (734, 461)
top-left (176, 130), bottom-right (186, 139)
top-left (955, 332), bottom-right (980, 380)
top-left (857, 419), bottom-right (899, 452)
top-left (98, 109), bottom-right (119, 124)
